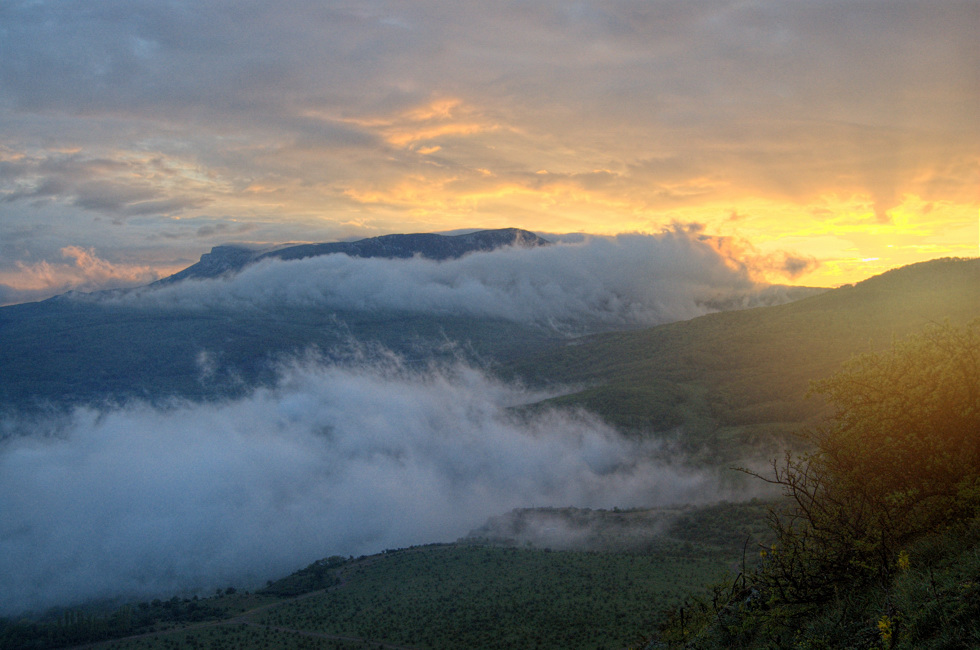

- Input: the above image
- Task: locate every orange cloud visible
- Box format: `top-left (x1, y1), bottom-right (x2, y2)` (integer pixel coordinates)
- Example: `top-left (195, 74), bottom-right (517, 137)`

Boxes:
top-left (0, 247), bottom-right (162, 295)
top-left (309, 97), bottom-right (505, 150)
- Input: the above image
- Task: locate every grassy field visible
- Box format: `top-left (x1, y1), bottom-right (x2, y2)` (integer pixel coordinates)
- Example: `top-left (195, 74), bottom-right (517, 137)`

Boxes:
top-left (75, 545), bottom-right (728, 650)
top-left (251, 545), bottom-right (726, 650)
top-left (4, 501), bottom-right (774, 650)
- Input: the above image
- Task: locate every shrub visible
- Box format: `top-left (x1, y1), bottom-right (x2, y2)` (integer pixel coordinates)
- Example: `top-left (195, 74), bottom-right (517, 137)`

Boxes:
top-left (762, 319), bottom-right (980, 602)
top-left (654, 320), bottom-right (980, 647)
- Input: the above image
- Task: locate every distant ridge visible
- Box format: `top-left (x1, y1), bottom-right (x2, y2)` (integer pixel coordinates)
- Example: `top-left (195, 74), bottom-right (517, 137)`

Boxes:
top-left (159, 228), bottom-right (549, 284)
top-left (2, 254), bottom-right (974, 424)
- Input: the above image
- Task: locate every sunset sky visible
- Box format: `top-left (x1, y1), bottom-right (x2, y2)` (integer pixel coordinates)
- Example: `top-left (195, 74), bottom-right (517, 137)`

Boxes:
top-left (1, 0), bottom-right (977, 304)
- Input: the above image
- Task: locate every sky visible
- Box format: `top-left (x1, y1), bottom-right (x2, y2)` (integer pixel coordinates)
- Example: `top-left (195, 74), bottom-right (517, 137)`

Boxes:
top-left (1, 0), bottom-right (978, 303)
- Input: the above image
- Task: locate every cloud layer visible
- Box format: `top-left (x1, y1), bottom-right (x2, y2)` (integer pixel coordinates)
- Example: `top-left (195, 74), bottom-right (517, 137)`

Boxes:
top-left (101, 230), bottom-right (815, 331)
top-left (1, 1), bottom-right (976, 289)
top-left (0, 355), bottom-right (718, 614)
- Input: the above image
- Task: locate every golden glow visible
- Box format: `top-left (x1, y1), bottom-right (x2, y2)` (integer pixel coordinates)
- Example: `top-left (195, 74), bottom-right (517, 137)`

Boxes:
top-left (412, 98), bottom-right (467, 121)
top-left (309, 97), bottom-right (505, 150)
top-left (259, 93), bottom-right (980, 289)
top-left (5, 96), bottom-right (976, 298)
top-left (224, 147), bottom-right (979, 287)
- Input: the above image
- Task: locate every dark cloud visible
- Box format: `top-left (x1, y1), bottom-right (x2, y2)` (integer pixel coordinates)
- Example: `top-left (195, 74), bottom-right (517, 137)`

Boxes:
top-left (1, 177), bottom-right (69, 203)
top-left (3, 1), bottom-right (974, 160)
top-left (71, 181), bottom-right (158, 212)
top-left (0, 151), bottom-right (209, 220)
top-left (778, 254), bottom-right (820, 280)
top-left (118, 196), bottom-right (212, 217)
top-left (195, 221), bottom-right (257, 238)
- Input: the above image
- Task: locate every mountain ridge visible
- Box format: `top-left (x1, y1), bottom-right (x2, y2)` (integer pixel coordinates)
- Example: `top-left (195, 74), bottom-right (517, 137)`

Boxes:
top-left (157, 227), bottom-right (549, 284)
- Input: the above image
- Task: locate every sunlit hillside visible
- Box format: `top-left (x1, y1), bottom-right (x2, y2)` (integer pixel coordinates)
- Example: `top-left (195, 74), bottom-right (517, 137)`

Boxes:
top-left (512, 257), bottom-right (980, 462)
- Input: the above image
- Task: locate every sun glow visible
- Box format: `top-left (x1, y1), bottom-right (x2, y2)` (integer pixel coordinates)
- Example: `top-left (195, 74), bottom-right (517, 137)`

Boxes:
top-left (317, 166), bottom-right (978, 287)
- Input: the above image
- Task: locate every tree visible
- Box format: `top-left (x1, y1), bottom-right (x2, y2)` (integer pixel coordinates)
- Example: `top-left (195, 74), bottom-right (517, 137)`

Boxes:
top-left (756, 319), bottom-right (980, 604)
top-left (654, 320), bottom-right (980, 648)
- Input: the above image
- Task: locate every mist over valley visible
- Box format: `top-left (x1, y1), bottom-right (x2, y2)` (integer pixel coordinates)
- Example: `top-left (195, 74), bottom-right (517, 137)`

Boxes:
top-left (1, 229), bottom-right (977, 624)
top-left (2, 1), bottom-right (975, 644)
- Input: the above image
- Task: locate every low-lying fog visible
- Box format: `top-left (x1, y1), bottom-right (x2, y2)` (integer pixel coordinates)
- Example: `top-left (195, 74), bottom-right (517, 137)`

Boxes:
top-left (1, 231), bottom-right (807, 615)
top-left (0, 355), bottom-right (727, 614)
top-left (99, 230), bottom-right (814, 331)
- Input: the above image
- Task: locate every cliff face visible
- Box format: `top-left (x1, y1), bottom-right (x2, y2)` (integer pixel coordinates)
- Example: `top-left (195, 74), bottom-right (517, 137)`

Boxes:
top-left (163, 245), bottom-right (258, 283)
top-left (158, 228), bottom-right (549, 284)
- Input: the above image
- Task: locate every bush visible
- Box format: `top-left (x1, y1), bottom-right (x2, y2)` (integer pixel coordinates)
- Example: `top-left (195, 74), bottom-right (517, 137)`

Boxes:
top-left (764, 319), bottom-right (980, 602)
top-left (653, 320), bottom-right (980, 647)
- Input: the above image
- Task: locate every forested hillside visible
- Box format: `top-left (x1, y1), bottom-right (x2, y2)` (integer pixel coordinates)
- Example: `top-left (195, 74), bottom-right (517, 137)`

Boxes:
top-left (511, 257), bottom-right (980, 462)
top-left (0, 501), bottom-right (773, 650)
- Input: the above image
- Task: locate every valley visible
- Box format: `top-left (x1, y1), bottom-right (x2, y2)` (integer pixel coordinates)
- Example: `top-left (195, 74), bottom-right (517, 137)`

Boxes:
top-left (2, 245), bottom-right (977, 649)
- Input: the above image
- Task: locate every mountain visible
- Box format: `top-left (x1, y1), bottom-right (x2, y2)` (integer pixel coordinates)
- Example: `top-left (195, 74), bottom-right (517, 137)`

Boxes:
top-left (2, 252), bottom-right (976, 455)
top-left (0, 301), bottom-right (560, 411)
top-left (158, 227), bottom-right (549, 283)
top-left (506, 257), bottom-right (980, 462)
top-left (0, 228), bottom-right (560, 411)
top-left (2, 235), bottom-right (975, 447)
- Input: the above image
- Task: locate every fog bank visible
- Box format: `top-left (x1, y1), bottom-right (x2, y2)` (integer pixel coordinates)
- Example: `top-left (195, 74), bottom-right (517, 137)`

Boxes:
top-left (99, 231), bottom-right (813, 331)
top-left (0, 355), bottom-right (721, 615)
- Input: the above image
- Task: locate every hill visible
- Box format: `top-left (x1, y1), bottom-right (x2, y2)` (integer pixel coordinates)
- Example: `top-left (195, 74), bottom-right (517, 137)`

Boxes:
top-left (0, 226), bottom-right (821, 414)
top-left (1, 258), bottom-right (976, 648)
top-left (2, 255), bottom-right (975, 459)
top-left (0, 300), bottom-right (559, 410)
top-left (507, 257), bottom-right (980, 462)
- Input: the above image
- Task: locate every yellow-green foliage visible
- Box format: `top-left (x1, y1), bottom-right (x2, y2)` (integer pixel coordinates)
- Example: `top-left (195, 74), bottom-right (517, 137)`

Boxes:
top-left (254, 545), bottom-right (729, 650)
top-left (791, 319), bottom-right (980, 591)
top-left (654, 320), bottom-right (980, 648)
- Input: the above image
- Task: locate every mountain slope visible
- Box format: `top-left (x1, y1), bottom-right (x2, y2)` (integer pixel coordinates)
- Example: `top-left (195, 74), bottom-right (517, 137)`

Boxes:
top-left (0, 226), bottom-right (819, 414)
top-left (0, 228), bottom-right (555, 411)
top-left (0, 302), bottom-right (559, 410)
top-left (510, 257), bottom-right (980, 460)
